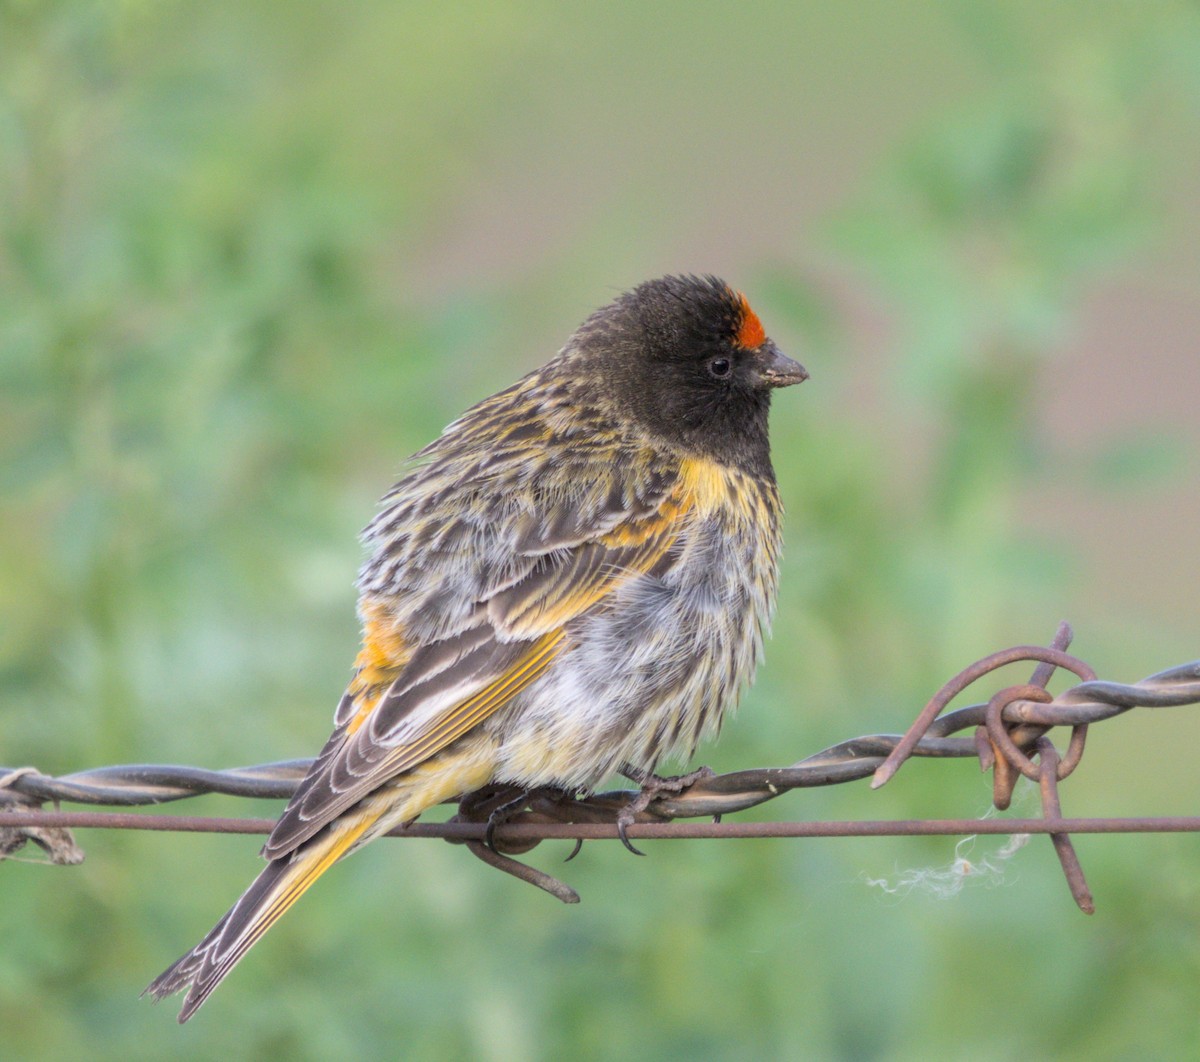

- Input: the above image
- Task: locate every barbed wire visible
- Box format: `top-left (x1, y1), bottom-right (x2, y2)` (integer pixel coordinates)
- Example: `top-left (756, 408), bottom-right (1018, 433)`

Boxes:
top-left (3, 623), bottom-right (1199, 907)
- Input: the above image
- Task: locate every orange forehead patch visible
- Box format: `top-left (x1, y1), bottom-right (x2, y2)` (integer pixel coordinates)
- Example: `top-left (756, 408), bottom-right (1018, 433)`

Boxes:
top-left (735, 294), bottom-right (766, 349)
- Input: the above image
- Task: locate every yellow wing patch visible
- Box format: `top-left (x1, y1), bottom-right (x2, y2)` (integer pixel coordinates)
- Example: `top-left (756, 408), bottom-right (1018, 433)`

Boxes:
top-left (498, 483), bottom-right (693, 638)
top-left (382, 629), bottom-right (566, 773)
top-left (597, 490), bottom-right (688, 549)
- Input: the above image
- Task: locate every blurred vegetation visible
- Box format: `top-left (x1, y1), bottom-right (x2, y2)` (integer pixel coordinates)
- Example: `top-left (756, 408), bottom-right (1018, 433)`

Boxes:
top-left (2, 4), bottom-right (1198, 1060)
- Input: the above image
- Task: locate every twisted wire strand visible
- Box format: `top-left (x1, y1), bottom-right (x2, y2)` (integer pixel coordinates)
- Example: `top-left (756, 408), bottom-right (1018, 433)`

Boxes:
top-left (2, 660), bottom-right (1197, 822)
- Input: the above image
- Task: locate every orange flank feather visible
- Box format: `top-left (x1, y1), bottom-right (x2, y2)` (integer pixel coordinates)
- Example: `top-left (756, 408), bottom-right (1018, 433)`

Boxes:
top-left (735, 293), bottom-right (766, 350)
top-left (345, 605), bottom-right (410, 735)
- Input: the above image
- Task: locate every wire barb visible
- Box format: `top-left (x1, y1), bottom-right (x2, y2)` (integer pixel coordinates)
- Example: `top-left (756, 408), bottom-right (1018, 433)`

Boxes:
top-left (3, 628), bottom-right (1200, 911)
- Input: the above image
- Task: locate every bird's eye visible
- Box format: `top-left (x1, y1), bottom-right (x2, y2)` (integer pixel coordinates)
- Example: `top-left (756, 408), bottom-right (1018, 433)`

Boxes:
top-left (707, 356), bottom-right (732, 379)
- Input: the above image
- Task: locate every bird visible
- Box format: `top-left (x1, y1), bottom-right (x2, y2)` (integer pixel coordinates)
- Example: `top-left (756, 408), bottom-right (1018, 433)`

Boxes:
top-left (144, 273), bottom-right (807, 1021)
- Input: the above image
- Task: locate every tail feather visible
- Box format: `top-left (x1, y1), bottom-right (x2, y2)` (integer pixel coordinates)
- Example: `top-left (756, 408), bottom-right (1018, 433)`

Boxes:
top-left (145, 744), bottom-right (497, 1021)
top-left (144, 806), bottom-right (382, 1022)
top-left (141, 909), bottom-right (233, 1002)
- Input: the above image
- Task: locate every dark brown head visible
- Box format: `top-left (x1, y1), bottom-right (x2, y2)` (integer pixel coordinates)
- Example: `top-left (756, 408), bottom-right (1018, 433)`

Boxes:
top-left (570, 274), bottom-right (807, 475)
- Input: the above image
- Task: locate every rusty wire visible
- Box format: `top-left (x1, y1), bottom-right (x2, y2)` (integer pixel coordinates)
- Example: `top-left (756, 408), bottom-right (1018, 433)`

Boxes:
top-left (3, 623), bottom-right (1199, 909)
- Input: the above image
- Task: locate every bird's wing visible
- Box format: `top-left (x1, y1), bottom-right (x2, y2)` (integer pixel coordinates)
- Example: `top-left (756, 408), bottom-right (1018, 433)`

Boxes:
top-left (264, 410), bottom-right (694, 859)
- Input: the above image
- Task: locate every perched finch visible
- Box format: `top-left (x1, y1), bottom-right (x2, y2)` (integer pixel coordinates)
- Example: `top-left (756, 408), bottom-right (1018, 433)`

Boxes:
top-left (145, 274), bottom-right (807, 1021)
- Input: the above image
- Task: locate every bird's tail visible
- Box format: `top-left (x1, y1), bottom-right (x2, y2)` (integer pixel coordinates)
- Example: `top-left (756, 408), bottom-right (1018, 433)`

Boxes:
top-left (144, 799), bottom-right (388, 1023)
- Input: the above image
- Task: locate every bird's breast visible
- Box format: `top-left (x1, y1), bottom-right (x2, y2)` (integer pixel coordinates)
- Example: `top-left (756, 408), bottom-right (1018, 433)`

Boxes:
top-left (490, 460), bottom-right (783, 789)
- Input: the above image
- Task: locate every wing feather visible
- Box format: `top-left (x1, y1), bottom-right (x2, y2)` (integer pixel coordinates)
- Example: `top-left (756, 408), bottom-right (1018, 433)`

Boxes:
top-left (264, 389), bottom-right (690, 860)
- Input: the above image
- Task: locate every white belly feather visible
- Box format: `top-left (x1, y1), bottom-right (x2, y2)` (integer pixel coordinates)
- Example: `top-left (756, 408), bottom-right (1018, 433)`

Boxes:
top-left (487, 498), bottom-right (780, 789)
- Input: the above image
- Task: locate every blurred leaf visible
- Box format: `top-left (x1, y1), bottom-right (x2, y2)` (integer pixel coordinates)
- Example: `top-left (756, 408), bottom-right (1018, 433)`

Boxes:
top-left (1086, 429), bottom-right (1191, 488)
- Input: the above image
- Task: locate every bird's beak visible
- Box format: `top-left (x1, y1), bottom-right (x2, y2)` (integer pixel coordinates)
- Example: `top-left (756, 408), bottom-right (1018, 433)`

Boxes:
top-left (750, 341), bottom-right (809, 389)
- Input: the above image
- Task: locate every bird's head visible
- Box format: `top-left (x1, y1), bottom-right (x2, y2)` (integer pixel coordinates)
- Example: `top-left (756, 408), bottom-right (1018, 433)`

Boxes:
top-left (570, 274), bottom-right (807, 473)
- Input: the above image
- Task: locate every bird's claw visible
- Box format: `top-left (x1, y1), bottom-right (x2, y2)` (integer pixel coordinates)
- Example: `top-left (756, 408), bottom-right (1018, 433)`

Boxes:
top-left (616, 808), bottom-right (647, 856)
top-left (614, 764), bottom-right (715, 856)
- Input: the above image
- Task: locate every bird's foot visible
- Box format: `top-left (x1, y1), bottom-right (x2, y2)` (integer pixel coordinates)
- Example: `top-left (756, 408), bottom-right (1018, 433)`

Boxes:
top-left (454, 784), bottom-right (534, 854)
top-left (615, 764), bottom-right (715, 856)
top-left (454, 784), bottom-right (573, 855)
top-left (454, 784), bottom-right (582, 903)
top-left (484, 789), bottom-right (536, 854)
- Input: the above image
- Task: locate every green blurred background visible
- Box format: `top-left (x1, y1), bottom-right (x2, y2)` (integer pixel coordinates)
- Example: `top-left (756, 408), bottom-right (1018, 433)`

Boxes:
top-left (2, 2), bottom-right (1199, 1059)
